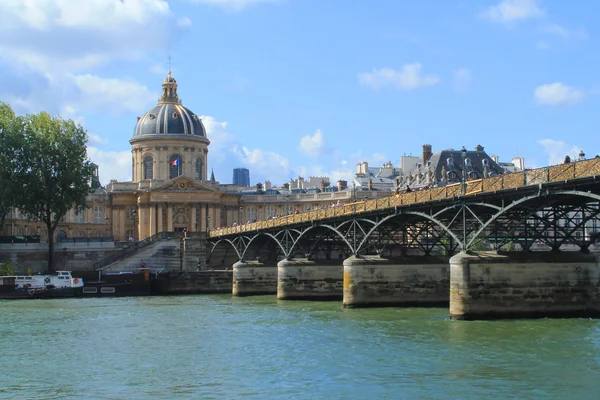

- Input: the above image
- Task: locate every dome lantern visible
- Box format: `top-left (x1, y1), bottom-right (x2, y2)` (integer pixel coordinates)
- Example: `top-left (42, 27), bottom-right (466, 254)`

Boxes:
top-left (132, 72), bottom-right (207, 139)
top-left (160, 71), bottom-right (180, 104)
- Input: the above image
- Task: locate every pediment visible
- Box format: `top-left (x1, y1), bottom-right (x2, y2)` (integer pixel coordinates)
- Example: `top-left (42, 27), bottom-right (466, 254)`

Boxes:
top-left (149, 177), bottom-right (220, 193)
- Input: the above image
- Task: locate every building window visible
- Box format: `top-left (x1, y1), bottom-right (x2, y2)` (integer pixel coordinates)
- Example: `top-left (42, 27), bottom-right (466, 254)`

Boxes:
top-left (75, 210), bottom-right (84, 223)
top-left (246, 206), bottom-right (256, 221)
top-left (169, 155), bottom-right (182, 179)
top-left (196, 157), bottom-right (203, 180)
top-left (303, 205), bottom-right (312, 212)
top-left (143, 156), bottom-right (153, 180)
top-left (266, 206), bottom-right (276, 219)
top-left (94, 206), bottom-right (103, 224)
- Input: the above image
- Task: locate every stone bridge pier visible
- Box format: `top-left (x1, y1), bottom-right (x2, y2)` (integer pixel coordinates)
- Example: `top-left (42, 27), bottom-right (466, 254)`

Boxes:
top-left (277, 258), bottom-right (344, 301)
top-left (232, 260), bottom-right (278, 296)
top-left (450, 251), bottom-right (600, 320)
top-left (343, 255), bottom-right (450, 308)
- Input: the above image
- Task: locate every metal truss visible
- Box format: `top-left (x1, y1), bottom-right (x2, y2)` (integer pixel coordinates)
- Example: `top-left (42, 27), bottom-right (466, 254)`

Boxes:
top-left (208, 189), bottom-right (600, 262)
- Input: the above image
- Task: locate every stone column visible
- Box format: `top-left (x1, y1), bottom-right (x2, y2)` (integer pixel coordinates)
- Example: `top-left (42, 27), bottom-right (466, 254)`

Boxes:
top-left (149, 204), bottom-right (156, 237)
top-left (138, 204), bottom-right (148, 240)
top-left (214, 206), bottom-right (220, 229)
top-left (200, 204), bottom-right (207, 232)
top-left (191, 205), bottom-right (197, 232)
top-left (157, 203), bottom-right (163, 234)
top-left (167, 205), bottom-right (173, 232)
top-left (118, 208), bottom-right (126, 242)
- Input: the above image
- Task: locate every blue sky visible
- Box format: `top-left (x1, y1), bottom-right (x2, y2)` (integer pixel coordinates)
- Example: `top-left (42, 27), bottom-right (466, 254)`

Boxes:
top-left (0, 0), bottom-right (597, 185)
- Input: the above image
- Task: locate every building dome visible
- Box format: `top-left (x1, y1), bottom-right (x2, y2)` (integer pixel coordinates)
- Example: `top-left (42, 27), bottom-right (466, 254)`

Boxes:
top-left (133, 72), bottom-right (206, 138)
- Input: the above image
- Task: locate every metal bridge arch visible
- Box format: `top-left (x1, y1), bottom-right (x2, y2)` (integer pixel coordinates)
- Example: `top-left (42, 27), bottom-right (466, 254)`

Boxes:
top-left (356, 210), bottom-right (464, 254)
top-left (209, 238), bottom-right (243, 260)
top-left (240, 231), bottom-right (289, 260)
top-left (467, 190), bottom-right (600, 248)
top-left (287, 218), bottom-right (377, 257)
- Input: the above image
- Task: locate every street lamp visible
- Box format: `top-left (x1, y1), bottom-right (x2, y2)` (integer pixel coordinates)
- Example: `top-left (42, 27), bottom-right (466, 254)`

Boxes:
top-left (352, 181), bottom-right (356, 201)
top-left (285, 194), bottom-right (290, 215)
top-left (129, 209), bottom-right (138, 241)
top-left (461, 146), bottom-right (467, 195)
top-left (239, 206), bottom-right (243, 224)
top-left (206, 215), bottom-right (211, 235)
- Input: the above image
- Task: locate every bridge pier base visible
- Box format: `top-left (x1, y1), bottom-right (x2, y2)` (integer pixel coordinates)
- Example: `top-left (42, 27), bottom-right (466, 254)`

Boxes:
top-left (343, 255), bottom-right (450, 308)
top-left (450, 251), bottom-right (600, 320)
top-left (232, 260), bottom-right (277, 297)
top-left (277, 258), bottom-right (343, 301)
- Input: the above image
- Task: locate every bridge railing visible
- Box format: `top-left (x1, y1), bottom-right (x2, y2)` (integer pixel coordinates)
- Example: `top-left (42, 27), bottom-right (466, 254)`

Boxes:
top-left (210, 158), bottom-right (600, 238)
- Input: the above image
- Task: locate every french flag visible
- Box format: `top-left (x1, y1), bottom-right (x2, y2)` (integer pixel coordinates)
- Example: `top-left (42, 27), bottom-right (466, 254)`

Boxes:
top-left (171, 159), bottom-right (179, 166)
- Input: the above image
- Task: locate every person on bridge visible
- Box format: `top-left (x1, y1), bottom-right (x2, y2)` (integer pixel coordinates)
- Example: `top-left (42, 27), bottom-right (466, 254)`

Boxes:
top-left (564, 155), bottom-right (571, 164)
top-left (140, 259), bottom-right (146, 268)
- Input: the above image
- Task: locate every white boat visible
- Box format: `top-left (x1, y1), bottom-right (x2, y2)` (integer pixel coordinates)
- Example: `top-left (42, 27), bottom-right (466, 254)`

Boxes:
top-left (13, 271), bottom-right (84, 290)
top-left (0, 271), bottom-right (84, 299)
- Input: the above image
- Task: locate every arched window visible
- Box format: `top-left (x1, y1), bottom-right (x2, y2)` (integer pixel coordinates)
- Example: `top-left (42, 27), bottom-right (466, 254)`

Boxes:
top-left (143, 156), bottom-right (153, 180)
top-left (169, 154), bottom-right (182, 179)
top-left (196, 157), bottom-right (203, 180)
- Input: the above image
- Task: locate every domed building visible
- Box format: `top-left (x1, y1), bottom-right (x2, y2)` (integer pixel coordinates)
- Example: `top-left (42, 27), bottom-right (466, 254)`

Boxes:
top-left (130, 72), bottom-right (209, 182)
top-left (2, 71), bottom-right (381, 249)
top-left (105, 72), bottom-right (241, 240)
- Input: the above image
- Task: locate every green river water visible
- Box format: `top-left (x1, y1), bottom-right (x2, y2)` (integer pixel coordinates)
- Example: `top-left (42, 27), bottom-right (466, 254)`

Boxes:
top-left (1, 295), bottom-right (599, 399)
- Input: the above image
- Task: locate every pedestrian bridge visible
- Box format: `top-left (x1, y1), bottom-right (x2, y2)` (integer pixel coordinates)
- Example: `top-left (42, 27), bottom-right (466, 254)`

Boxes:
top-left (209, 158), bottom-right (600, 258)
top-left (207, 158), bottom-right (600, 320)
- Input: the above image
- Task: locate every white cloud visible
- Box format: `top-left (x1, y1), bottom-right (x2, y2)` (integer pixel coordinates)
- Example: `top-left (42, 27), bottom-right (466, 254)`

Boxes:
top-left (358, 64), bottom-right (439, 90)
top-left (540, 23), bottom-right (587, 39)
top-left (538, 139), bottom-right (581, 165)
top-left (0, 0), bottom-right (182, 73)
top-left (201, 115), bottom-right (236, 164)
top-left (1, 72), bottom-right (157, 117)
top-left (177, 17), bottom-right (192, 28)
top-left (233, 145), bottom-right (290, 183)
top-left (452, 68), bottom-right (471, 92)
top-left (187, 0), bottom-right (280, 11)
top-left (298, 129), bottom-right (325, 158)
top-left (480, 0), bottom-right (544, 23)
top-left (0, 0), bottom-right (183, 116)
top-left (73, 74), bottom-right (156, 113)
top-left (86, 147), bottom-right (132, 184)
top-left (87, 133), bottom-right (108, 146)
top-left (534, 82), bottom-right (584, 106)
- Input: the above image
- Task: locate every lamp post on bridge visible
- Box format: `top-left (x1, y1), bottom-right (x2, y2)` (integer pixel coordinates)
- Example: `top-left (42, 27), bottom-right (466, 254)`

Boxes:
top-left (461, 146), bottom-right (467, 196)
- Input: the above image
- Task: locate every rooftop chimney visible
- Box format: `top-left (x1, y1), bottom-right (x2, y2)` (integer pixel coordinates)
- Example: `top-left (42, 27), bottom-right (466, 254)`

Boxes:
top-left (422, 144), bottom-right (432, 165)
top-left (337, 180), bottom-right (348, 191)
top-left (475, 144), bottom-right (484, 152)
top-left (320, 179), bottom-right (327, 192)
top-left (368, 178), bottom-right (373, 190)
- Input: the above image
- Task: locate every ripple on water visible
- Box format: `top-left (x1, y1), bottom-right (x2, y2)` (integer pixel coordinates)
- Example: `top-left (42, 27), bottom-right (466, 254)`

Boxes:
top-left (1, 296), bottom-right (600, 400)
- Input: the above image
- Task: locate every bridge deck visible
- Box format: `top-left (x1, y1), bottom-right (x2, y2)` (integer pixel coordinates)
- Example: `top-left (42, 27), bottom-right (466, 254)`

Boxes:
top-left (210, 158), bottom-right (600, 238)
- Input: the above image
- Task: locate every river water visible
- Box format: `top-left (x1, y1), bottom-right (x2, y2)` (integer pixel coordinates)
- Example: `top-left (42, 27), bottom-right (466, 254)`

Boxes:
top-left (1, 295), bottom-right (599, 400)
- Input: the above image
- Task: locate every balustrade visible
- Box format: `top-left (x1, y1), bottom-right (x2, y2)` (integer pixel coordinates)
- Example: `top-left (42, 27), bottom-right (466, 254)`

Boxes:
top-left (210, 158), bottom-right (600, 238)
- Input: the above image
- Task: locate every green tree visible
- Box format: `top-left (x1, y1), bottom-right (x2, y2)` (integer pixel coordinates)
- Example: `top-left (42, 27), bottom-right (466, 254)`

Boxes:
top-left (0, 103), bottom-right (22, 234)
top-left (14, 111), bottom-right (93, 272)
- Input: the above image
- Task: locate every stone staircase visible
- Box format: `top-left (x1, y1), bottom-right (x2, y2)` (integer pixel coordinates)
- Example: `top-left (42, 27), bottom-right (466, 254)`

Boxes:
top-left (100, 239), bottom-right (181, 272)
top-left (99, 233), bottom-right (210, 273)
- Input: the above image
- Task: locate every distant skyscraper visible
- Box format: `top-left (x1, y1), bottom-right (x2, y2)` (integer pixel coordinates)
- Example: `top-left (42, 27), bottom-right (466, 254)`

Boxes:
top-left (233, 168), bottom-right (250, 187)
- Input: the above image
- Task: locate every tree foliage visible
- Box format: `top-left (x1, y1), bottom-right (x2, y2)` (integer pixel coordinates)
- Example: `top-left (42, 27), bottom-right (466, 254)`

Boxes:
top-left (13, 111), bottom-right (93, 271)
top-left (0, 103), bottom-right (24, 234)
